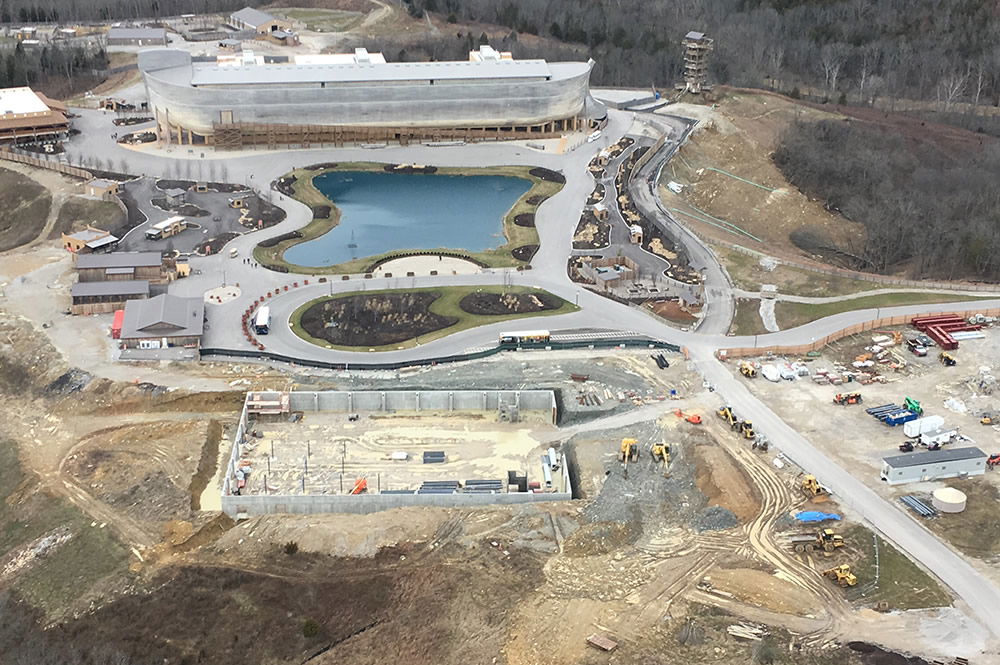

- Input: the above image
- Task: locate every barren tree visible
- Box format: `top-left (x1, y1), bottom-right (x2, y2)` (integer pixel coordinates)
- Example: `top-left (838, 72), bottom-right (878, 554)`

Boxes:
top-left (819, 42), bottom-right (851, 96)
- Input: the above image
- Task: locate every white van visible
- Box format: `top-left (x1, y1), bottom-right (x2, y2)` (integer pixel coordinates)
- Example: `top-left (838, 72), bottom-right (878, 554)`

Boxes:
top-left (229, 248), bottom-right (239, 258)
top-left (587, 130), bottom-right (602, 143)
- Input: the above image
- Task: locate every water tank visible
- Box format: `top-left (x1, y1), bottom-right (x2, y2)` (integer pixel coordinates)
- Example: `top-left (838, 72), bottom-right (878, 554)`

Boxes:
top-left (931, 487), bottom-right (967, 514)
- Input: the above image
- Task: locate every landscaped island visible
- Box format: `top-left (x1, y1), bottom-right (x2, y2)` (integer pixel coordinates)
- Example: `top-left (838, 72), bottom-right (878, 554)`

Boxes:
top-left (256, 162), bottom-right (565, 274)
top-left (290, 285), bottom-right (576, 350)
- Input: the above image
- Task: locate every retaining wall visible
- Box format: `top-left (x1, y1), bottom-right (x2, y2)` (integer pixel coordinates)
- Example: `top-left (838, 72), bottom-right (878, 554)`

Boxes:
top-left (287, 389), bottom-right (556, 418)
top-left (222, 489), bottom-right (572, 516)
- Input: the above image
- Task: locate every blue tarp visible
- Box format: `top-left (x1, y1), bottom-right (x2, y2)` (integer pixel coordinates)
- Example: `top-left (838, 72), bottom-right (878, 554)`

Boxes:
top-left (795, 511), bottom-right (841, 523)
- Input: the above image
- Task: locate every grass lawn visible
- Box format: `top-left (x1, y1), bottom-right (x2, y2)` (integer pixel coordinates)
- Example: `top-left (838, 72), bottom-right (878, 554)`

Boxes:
top-left (923, 478), bottom-right (1000, 559)
top-left (270, 7), bottom-right (364, 31)
top-left (0, 439), bottom-right (130, 618)
top-left (255, 162), bottom-right (562, 274)
top-left (716, 246), bottom-right (879, 297)
top-left (842, 524), bottom-right (951, 610)
top-left (775, 293), bottom-right (995, 329)
top-left (729, 297), bottom-right (770, 335)
top-left (289, 285), bottom-right (578, 351)
top-left (49, 196), bottom-right (124, 239)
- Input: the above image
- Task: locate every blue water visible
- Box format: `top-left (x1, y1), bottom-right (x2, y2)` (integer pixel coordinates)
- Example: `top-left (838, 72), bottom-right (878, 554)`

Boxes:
top-left (282, 171), bottom-right (532, 267)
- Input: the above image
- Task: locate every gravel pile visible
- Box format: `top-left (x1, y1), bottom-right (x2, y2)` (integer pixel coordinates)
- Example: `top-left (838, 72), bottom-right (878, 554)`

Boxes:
top-left (693, 505), bottom-right (739, 532)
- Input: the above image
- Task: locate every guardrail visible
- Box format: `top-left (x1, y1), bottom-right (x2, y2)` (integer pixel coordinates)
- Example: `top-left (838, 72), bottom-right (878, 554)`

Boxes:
top-left (201, 337), bottom-right (681, 371)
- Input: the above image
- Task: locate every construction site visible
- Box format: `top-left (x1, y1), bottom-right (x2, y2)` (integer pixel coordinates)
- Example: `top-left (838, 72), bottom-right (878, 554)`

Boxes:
top-left (222, 389), bottom-right (570, 515)
top-left (724, 316), bottom-right (1000, 591)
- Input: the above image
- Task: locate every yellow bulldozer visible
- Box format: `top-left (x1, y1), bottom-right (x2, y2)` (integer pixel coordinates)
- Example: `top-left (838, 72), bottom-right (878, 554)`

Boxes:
top-left (619, 438), bottom-right (640, 478)
top-left (790, 529), bottom-right (845, 553)
top-left (651, 443), bottom-right (670, 474)
top-left (736, 420), bottom-right (755, 439)
top-left (823, 564), bottom-right (858, 587)
top-left (739, 362), bottom-right (757, 379)
top-left (801, 474), bottom-right (829, 502)
top-left (939, 352), bottom-right (957, 366)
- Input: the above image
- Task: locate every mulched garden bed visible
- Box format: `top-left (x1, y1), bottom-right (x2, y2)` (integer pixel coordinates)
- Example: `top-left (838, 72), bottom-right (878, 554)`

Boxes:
top-left (572, 210), bottom-right (610, 250)
top-left (156, 179), bottom-right (248, 194)
top-left (112, 116), bottom-right (152, 126)
top-left (525, 195), bottom-right (549, 206)
top-left (511, 244), bottom-right (538, 262)
top-left (275, 176), bottom-right (296, 197)
top-left (312, 205), bottom-right (331, 219)
top-left (528, 167), bottom-right (565, 183)
top-left (151, 198), bottom-right (210, 217)
top-left (258, 230), bottom-right (302, 248)
top-left (458, 291), bottom-right (560, 315)
top-left (513, 213), bottom-right (535, 228)
top-left (197, 232), bottom-right (240, 255)
top-left (300, 292), bottom-right (457, 346)
top-left (305, 162), bottom-right (338, 170)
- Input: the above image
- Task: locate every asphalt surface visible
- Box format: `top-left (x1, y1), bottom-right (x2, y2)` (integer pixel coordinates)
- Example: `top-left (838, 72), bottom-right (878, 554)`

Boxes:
top-left (55, 101), bottom-right (1000, 644)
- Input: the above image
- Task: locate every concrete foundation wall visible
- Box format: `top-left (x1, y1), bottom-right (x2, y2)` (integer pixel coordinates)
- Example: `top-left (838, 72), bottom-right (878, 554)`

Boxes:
top-left (222, 490), bottom-right (571, 516)
top-left (140, 49), bottom-right (592, 136)
top-left (286, 389), bottom-right (556, 417)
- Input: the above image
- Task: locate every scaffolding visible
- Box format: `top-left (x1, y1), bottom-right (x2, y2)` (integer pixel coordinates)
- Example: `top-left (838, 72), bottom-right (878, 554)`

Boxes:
top-left (681, 31), bottom-right (714, 94)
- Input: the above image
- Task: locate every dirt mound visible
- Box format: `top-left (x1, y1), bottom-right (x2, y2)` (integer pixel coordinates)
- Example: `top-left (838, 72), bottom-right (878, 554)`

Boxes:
top-left (706, 568), bottom-right (819, 616)
top-left (562, 521), bottom-right (641, 556)
top-left (458, 290), bottom-right (560, 315)
top-left (692, 444), bottom-right (760, 522)
top-left (64, 420), bottom-right (209, 526)
top-left (513, 212), bottom-right (535, 227)
top-left (299, 292), bottom-right (457, 346)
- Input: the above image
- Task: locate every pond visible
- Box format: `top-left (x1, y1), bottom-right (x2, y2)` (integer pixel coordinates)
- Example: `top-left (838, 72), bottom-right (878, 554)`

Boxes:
top-left (282, 171), bottom-right (532, 267)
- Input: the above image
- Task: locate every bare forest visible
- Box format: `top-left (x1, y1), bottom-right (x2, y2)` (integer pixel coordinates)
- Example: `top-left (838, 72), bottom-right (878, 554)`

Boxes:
top-left (774, 119), bottom-right (1000, 281)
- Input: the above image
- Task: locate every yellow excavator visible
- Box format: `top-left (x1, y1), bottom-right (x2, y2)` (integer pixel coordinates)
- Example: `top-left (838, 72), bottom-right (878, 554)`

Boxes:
top-left (651, 443), bottom-right (670, 474)
top-left (739, 362), bottom-right (757, 379)
top-left (939, 352), bottom-right (957, 366)
top-left (717, 405), bottom-right (738, 428)
top-left (801, 474), bottom-right (829, 502)
top-left (619, 438), bottom-right (640, 478)
top-left (823, 564), bottom-right (858, 587)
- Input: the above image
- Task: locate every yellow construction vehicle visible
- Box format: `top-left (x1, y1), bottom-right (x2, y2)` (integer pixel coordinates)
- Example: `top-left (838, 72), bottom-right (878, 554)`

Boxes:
top-left (801, 474), bottom-right (829, 501)
top-left (823, 564), bottom-right (858, 587)
top-left (737, 420), bottom-right (755, 439)
top-left (619, 438), bottom-right (640, 478)
top-left (739, 362), bottom-right (757, 379)
top-left (717, 405), bottom-right (738, 427)
top-left (981, 412), bottom-right (994, 426)
top-left (790, 529), bottom-right (845, 553)
top-left (939, 352), bottom-right (957, 366)
top-left (651, 443), bottom-right (670, 473)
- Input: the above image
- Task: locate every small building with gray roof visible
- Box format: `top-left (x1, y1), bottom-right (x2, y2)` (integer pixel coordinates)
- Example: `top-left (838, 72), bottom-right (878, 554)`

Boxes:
top-left (75, 251), bottom-right (169, 283)
top-left (880, 447), bottom-right (988, 485)
top-left (70, 279), bottom-right (149, 315)
top-left (120, 293), bottom-right (205, 349)
top-left (106, 27), bottom-right (168, 47)
top-left (229, 7), bottom-right (291, 35)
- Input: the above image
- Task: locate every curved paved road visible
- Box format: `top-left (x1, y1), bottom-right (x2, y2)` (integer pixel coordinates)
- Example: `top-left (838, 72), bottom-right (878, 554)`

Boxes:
top-left (57, 104), bottom-right (1000, 646)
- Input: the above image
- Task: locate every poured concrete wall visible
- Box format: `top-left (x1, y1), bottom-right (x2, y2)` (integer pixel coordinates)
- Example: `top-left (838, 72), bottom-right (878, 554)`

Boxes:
top-left (140, 49), bottom-right (592, 136)
top-left (287, 389), bottom-right (556, 418)
top-left (222, 489), bottom-right (571, 516)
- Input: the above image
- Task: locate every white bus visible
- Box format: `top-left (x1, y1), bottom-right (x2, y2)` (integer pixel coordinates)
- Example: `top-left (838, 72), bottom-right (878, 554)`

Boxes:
top-left (145, 216), bottom-right (186, 240)
top-left (253, 306), bottom-right (271, 335)
top-left (499, 330), bottom-right (550, 345)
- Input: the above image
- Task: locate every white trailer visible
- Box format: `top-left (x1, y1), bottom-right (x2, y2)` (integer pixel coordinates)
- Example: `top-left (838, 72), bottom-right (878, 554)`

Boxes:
top-left (903, 415), bottom-right (945, 439)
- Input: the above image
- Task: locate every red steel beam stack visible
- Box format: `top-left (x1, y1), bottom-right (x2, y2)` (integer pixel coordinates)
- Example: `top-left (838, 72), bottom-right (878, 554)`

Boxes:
top-left (911, 315), bottom-right (981, 350)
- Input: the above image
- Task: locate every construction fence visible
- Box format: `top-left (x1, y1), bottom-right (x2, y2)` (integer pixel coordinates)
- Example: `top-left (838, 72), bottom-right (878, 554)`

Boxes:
top-left (0, 148), bottom-right (92, 180)
top-left (719, 307), bottom-right (1000, 359)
